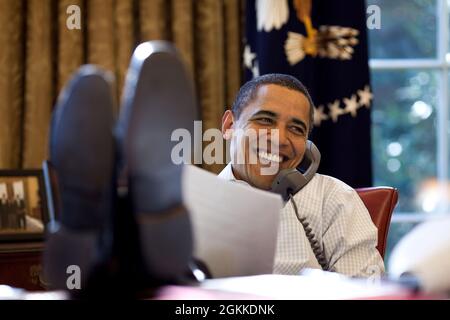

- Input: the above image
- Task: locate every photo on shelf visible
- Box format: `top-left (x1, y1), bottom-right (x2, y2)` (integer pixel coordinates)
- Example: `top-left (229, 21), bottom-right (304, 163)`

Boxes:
top-left (0, 170), bottom-right (49, 242)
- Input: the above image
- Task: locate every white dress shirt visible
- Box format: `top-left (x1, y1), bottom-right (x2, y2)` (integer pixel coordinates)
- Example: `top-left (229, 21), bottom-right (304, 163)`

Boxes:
top-left (218, 163), bottom-right (385, 277)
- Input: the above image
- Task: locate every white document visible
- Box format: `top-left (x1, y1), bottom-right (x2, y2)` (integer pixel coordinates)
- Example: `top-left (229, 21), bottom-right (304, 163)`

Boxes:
top-left (182, 165), bottom-right (283, 278)
top-left (200, 271), bottom-right (409, 300)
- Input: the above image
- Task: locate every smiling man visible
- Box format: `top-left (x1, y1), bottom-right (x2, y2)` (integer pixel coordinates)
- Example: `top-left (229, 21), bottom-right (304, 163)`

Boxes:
top-left (219, 73), bottom-right (384, 277)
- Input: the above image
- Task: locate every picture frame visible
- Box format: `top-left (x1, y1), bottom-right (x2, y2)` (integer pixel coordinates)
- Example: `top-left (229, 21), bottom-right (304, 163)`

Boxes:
top-left (0, 169), bottom-right (49, 242)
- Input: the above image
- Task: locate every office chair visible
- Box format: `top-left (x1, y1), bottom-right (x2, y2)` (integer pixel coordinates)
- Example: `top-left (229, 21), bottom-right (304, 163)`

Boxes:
top-left (356, 187), bottom-right (398, 259)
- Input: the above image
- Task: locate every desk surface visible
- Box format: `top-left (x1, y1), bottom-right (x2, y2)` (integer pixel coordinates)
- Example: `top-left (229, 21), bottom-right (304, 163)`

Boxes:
top-left (161, 271), bottom-right (446, 300)
top-left (2, 273), bottom-right (445, 300)
top-left (158, 273), bottom-right (419, 300)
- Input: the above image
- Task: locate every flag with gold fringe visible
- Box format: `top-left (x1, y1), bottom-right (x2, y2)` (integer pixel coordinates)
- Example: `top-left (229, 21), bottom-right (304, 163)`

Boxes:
top-left (244, 0), bottom-right (373, 187)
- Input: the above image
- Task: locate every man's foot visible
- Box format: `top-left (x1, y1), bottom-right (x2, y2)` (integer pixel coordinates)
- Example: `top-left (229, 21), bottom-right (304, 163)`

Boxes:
top-left (116, 41), bottom-right (198, 284)
top-left (43, 65), bottom-right (116, 291)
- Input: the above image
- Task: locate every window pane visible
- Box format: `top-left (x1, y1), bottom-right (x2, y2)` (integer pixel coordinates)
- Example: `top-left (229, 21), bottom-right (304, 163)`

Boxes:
top-left (371, 70), bottom-right (438, 213)
top-left (384, 222), bottom-right (419, 271)
top-left (367, 0), bottom-right (437, 59)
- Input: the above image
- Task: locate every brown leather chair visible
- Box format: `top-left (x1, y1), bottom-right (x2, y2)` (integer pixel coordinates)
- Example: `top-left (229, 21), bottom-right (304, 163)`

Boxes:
top-left (356, 187), bottom-right (398, 259)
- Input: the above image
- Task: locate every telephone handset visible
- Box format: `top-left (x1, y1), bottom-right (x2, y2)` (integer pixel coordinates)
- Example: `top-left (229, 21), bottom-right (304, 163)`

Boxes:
top-left (270, 140), bottom-right (329, 270)
top-left (271, 140), bottom-right (321, 201)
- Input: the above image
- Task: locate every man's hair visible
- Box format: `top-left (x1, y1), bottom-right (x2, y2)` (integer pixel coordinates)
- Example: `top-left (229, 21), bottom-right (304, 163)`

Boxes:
top-left (231, 73), bottom-right (315, 135)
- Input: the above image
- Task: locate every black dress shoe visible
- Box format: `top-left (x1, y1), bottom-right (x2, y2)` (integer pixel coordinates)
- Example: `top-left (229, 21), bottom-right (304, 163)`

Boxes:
top-left (116, 41), bottom-right (199, 285)
top-left (43, 65), bottom-right (116, 292)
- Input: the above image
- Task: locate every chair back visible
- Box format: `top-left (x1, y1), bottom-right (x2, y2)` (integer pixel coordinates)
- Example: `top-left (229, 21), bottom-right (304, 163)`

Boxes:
top-left (356, 187), bottom-right (398, 258)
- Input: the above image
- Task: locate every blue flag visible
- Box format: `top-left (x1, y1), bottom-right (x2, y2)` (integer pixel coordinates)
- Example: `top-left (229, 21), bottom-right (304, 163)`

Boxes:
top-left (244, 0), bottom-right (373, 187)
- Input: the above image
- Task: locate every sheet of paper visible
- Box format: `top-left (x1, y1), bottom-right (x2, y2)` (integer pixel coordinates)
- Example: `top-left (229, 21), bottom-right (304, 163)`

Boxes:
top-left (200, 272), bottom-right (410, 300)
top-left (182, 165), bottom-right (283, 278)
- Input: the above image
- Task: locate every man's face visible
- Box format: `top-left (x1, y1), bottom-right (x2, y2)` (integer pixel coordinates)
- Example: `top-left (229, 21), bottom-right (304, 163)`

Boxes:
top-left (222, 84), bottom-right (310, 190)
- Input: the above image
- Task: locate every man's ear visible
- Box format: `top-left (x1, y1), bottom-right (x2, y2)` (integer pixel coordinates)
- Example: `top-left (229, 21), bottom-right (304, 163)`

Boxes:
top-left (221, 110), bottom-right (234, 140)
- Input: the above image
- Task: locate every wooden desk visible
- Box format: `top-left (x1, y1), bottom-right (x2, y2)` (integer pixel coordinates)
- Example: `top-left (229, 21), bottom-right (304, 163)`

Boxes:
top-left (0, 273), bottom-right (446, 300)
top-left (0, 241), bottom-right (46, 291)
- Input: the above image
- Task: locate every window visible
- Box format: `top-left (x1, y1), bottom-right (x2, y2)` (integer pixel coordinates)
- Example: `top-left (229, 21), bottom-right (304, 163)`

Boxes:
top-left (368, 0), bottom-right (450, 264)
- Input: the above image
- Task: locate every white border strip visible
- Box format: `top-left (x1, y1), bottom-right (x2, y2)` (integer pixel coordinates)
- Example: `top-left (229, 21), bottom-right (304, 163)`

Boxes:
top-left (391, 213), bottom-right (450, 223)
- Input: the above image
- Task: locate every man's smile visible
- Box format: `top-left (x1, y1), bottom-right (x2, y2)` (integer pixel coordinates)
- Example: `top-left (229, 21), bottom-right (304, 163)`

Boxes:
top-left (253, 147), bottom-right (293, 165)
top-left (258, 149), bottom-right (283, 163)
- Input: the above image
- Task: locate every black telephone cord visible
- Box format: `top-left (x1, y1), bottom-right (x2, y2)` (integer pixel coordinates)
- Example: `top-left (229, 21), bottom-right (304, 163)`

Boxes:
top-left (289, 193), bottom-right (329, 271)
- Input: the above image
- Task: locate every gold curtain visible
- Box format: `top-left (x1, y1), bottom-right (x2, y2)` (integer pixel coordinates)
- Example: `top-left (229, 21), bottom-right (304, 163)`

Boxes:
top-left (0, 0), bottom-right (243, 173)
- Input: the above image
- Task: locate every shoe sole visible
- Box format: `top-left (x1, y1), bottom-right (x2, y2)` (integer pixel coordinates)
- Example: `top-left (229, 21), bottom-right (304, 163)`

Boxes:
top-left (44, 65), bottom-right (115, 290)
top-left (117, 41), bottom-right (198, 282)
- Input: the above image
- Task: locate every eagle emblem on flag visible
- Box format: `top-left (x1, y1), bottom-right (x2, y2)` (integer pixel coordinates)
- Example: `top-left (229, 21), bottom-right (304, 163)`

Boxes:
top-left (256, 0), bottom-right (360, 64)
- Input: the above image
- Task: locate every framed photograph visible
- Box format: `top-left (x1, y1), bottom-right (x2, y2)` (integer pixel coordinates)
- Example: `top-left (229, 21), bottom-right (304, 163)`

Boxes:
top-left (0, 169), bottom-right (49, 242)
